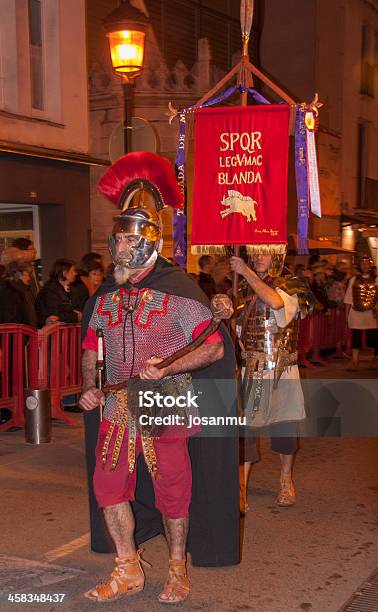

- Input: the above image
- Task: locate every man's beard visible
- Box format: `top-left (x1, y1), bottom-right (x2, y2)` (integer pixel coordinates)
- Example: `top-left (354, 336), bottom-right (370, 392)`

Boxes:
top-left (113, 250), bottom-right (158, 285)
top-left (114, 262), bottom-right (145, 285)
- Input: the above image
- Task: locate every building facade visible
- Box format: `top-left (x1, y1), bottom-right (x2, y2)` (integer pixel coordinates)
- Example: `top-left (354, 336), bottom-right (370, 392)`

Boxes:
top-left (0, 0), bottom-right (100, 278)
top-left (87, 0), bottom-right (378, 266)
top-left (260, 0), bottom-right (378, 258)
top-left (87, 0), bottom-right (263, 269)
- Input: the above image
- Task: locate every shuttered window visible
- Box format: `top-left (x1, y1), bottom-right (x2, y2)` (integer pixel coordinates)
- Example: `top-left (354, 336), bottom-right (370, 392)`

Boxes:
top-left (29, 0), bottom-right (44, 110)
top-left (163, 0), bottom-right (198, 69)
top-left (144, 0), bottom-right (258, 70)
top-left (360, 23), bottom-right (375, 97)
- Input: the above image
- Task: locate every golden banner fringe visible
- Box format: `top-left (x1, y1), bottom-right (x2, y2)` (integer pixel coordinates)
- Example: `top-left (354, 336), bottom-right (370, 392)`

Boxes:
top-left (191, 245), bottom-right (227, 255)
top-left (246, 244), bottom-right (287, 255)
top-left (191, 244), bottom-right (287, 256)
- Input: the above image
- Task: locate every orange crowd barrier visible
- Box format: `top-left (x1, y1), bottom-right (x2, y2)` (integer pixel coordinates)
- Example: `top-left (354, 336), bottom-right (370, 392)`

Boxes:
top-left (38, 323), bottom-right (82, 425)
top-left (298, 308), bottom-right (348, 360)
top-left (0, 324), bottom-right (39, 431)
top-left (0, 323), bottom-right (82, 431)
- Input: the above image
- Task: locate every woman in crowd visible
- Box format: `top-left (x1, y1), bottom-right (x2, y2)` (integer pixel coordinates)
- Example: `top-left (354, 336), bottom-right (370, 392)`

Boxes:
top-left (3, 261), bottom-right (37, 327)
top-left (0, 260), bottom-right (38, 424)
top-left (36, 259), bottom-right (82, 327)
top-left (0, 261), bottom-right (36, 326)
top-left (74, 252), bottom-right (105, 310)
top-left (74, 263), bottom-right (105, 310)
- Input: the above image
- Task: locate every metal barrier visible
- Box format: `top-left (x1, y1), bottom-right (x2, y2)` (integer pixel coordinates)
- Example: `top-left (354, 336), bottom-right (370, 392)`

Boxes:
top-left (0, 322), bottom-right (82, 430)
top-left (298, 308), bottom-right (348, 360)
top-left (38, 323), bottom-right (82, 425)
top-left (25, 388), bottom-right (51, 444)
top-left (0, 324), bottom-right (39, 431)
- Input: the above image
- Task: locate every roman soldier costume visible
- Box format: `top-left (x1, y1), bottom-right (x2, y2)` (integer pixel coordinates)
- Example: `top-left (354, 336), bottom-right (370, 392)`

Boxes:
top-left (240, 272), bottom-right (314, 421)
top-left (236, 251), bottom-right (315, 512)
top-left (344, 259), bottom-right (378, 367)
top-left (82, 152), bottom-right (239, 599)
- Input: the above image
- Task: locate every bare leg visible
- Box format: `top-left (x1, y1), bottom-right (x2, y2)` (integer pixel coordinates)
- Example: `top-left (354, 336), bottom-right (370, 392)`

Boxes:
top-left (279, 453), bottom-right (294, 479)
top-left (162, 516), bottom-right (189, 560)
top-left (159, 517), bottom-right (190, 603)
top-left (239, 461), bottom-right (252, 513)
top-left (103, 502), bottom-right (136, 558)
top-left (277, 453), bottom-right (296, 506)
top-left (85, 503), bottom-right (146, 601)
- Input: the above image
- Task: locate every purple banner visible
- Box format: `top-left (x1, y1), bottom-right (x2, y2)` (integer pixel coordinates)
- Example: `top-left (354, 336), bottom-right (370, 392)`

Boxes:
top-left (173, 113), bottom-right (187, 268)
top-left (295, 105), bottom-right (309, 254)
top-left (246, 88), bottom-right (271, 105)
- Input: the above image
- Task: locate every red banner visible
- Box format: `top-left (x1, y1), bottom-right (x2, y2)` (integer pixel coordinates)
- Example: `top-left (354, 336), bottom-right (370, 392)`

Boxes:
top-left (192, 105), bottom-right (290, 248)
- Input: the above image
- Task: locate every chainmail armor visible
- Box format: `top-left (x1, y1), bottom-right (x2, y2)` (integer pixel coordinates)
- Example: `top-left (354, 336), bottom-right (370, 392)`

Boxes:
top-left (88, 287), bottom-right (213, 422)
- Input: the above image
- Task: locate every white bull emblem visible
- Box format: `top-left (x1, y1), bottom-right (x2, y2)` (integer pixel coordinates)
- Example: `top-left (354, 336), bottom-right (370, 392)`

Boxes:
top-left (220, 190), bottom-right (258, 222)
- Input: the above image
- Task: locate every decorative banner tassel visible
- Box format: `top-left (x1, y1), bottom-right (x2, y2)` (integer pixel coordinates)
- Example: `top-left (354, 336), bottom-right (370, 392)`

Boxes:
top-left (245, 243), bottom-right (287, 255)
top-left (306, 125), bottom-right (322, 218)
top-left (191, 245), bottom-right (227, 255)
top-left (191, 243), bottom-right (287, 256)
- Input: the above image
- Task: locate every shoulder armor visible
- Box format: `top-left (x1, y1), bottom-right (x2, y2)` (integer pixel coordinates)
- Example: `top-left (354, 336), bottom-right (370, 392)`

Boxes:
top-left (273, 275), bottom-right (315, 316)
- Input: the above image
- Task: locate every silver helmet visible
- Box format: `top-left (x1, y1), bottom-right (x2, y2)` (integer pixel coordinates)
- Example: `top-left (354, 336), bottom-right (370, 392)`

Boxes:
top-left (109, 206), bottom-right (162, 269)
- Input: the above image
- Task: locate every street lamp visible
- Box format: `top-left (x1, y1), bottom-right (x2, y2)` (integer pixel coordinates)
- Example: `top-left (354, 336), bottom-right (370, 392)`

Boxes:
top-left (103, 1), bottom-right (149, 154)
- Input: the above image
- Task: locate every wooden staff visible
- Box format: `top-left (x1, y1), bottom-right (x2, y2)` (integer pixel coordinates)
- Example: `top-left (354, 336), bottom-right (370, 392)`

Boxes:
top-left (231, 0), bottom-right (254, 333)
top-left (167, 0), bottom-right (296, 329)
top-left (103, 294), bottom-right (232, 393)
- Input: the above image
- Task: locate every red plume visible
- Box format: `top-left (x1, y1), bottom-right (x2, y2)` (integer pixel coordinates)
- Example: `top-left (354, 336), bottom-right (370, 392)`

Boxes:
top-left (97, 152), bottom-right (183, 209)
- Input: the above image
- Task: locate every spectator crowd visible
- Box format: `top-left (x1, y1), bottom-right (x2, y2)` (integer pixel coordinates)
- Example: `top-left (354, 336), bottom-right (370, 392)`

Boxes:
top-left (193, 253), bottom-right (378, 370)
top-left (0, 241), bottom-right (377, 370)
top-left (0, 239), bottom-right (105, 328)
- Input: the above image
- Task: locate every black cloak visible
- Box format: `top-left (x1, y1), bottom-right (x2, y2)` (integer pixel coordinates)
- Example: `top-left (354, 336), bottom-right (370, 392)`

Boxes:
top-left (82, 256), bottom-right (240, 567)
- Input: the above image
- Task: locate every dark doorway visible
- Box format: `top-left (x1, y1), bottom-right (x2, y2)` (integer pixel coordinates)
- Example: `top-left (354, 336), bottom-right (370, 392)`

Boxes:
top-left (39, 204), bottom-right (66, 282)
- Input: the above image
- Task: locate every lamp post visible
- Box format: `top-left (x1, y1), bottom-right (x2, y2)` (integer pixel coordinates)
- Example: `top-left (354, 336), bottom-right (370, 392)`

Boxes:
top-left (103, 1), bottom-right (148, 154)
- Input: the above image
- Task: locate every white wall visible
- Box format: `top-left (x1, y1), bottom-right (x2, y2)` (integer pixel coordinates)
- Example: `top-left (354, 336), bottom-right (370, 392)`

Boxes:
top-left (0, 0), bottom-right (89, 154)
top-left (0, 0), bottom-right (19, 111)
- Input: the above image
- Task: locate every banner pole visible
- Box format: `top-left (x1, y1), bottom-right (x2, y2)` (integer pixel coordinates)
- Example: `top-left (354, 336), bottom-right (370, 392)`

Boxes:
top-left (231, 0), bottom-right (254, 333)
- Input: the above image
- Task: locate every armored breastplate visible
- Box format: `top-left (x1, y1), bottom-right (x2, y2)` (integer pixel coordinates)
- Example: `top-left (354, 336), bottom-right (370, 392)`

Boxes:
top-left (240, 280), bottom-right (302, 415)
top-left (242, 298), bottom-right (280, 370)
top-left (352, 276), bottom-right (377, 312)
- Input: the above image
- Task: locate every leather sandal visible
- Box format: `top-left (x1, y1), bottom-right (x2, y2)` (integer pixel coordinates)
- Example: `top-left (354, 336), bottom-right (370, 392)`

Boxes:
top-left (84, 549), bottom-right (151, 602)
top-left (158, 559), bottom-right (190, 605)
top-left (276, 476), bottom-right (296, 507)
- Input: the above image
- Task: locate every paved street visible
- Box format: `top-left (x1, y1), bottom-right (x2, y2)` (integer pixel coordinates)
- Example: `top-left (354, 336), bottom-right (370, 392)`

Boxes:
top-left (0, 356), bottom-right (377, 612)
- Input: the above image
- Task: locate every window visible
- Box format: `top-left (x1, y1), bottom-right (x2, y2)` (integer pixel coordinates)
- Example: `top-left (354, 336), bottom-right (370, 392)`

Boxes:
top-left (360, 23), bottom-right (374, 97)
top-left (29, 0), bottom-right (44, 110)
top-left (357, 122), bottom-right (368, 208)
top-left (0, 204), bottom-right (39, 256)
top-left (143, 0), bottom-right (261, 71)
